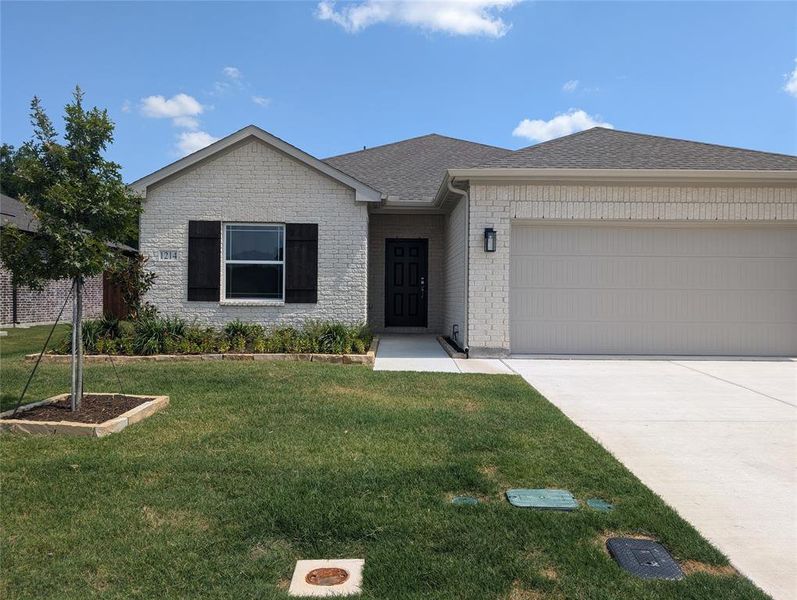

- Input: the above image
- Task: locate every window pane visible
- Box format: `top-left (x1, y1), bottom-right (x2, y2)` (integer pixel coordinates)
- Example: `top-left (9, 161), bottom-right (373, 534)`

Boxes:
top-left (225, 264), bottom-right (283, 299)
top-left (226, 225), bottom-right (283, 261)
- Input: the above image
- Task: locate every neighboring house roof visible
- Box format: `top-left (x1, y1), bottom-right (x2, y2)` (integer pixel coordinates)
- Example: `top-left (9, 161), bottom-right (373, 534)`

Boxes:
top-left (477, 127), bottom-right (797, 170)
top-left (323, 134), bottom-right (512, 202)
top-left (1, 193), bottom-right (38, 232)
top-left (130, 125), bottom-right (383, 203)
top-left (0, 192), bottom-right (136, 252)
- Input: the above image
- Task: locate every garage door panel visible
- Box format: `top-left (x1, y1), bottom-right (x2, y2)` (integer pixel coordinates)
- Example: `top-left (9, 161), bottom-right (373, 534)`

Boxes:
top-left (511, 288), bottom-right (796, 323)
top-left (510, 256), bottom-right (797, 290)
top-left (512, 225), bottom-right (797, 258)
top-left (509, 224), bottom-right (797, 355)
top-left (511, 320), bottom-right (797, 356)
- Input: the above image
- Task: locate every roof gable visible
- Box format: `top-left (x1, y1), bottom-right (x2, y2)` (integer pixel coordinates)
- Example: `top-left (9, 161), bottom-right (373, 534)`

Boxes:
top-left (130, 125), bottom-right (382, 202)
top-left (478, 128), bottom-right (797, 171)
top-left (324, 133), bottom-right (511, 202)
top-left (1, 193), bottom-right (38, 232)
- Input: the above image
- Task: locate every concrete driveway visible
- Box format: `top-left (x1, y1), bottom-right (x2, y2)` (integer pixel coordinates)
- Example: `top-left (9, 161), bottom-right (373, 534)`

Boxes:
top-left (505, 358), bottom-right (797, 600)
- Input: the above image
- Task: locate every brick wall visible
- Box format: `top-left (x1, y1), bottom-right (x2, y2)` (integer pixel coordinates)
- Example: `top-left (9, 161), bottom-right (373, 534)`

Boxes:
top-left (139, 138), bottom-right (369, 328)
top-left (0, 266), bottom-right (103, 325)
top-left (443, 197), bottom-right (467, 347)
top-left (467, 181), bottom-right (797, 356)
top-left (368, 213), bottom-right (444, 333)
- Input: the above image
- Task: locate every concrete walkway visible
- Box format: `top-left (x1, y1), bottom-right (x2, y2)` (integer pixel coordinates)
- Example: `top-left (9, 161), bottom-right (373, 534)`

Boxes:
top-left (373, 335), bottom-right (513, 374)
top-left (506, 358), bottom-right (797, 600)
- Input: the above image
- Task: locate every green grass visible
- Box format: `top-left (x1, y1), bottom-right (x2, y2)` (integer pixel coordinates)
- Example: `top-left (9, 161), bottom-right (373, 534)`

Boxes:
top-left (0, 326), bottom-right (767, 599)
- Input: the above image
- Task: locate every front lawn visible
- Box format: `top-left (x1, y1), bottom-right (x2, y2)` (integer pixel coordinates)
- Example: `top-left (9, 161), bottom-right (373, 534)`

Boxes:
top-left (0, 326), bottom-right (767, 599)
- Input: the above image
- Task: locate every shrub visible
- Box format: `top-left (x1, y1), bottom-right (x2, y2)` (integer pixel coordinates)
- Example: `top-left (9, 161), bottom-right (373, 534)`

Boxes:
top-left (224, 319), bottom-right (264, 342)
top-left (59, 317), bottom-right (371, 356)
top-left (80, 319), bottom-right (104, 354)
top-left (132, 315), bottom-right (186, 355)
top-left (118, 320), bottom-right (136, 339)
top-left (106, 255), bottom-right (157, 319)
top-left (264, 326), bottom-right (300, 353)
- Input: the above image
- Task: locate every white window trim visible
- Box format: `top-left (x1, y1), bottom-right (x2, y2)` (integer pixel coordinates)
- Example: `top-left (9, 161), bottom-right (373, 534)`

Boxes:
top-left (221, 222), bottom-right (286, 304)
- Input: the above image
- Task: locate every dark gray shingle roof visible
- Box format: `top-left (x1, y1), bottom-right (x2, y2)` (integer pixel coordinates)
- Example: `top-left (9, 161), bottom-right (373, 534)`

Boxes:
top-left (0, 193), bottom-right (136, 252)
top-left (324, 134), bottom-right (512, 201)
top-left (479, 128), bottom-right (797, 170)
top-left (1, 193), bottom-right (38, 232)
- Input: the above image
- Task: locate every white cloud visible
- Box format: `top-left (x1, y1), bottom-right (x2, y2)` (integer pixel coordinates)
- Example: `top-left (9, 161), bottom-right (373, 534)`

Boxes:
top-left (784, 59), bottom-right (797, 98)
top-left (121, 99), bottom-right (132, 113)
top-left (140, 92), bottom-right (218, 156)
top-left (251, 95), bottom-right (271, 107)
top-left (176, 131), bottom-right (220, 156)
top-left (213, 81), bottom-right (232, 95)
top-left (172, 115), bottom-right (200, 129)
top-left (562, 79), bottom-right (579, 93)
top-left (512, 109), bottom-right (613, 142)
top-left (140, 93), bottom-right (204, 125)
top-left (223, 66), bottom-right (242, 80)
top-left (316, 0), bottom-right (519, 37)
top-left (213, 67), bottom-right (247, 95)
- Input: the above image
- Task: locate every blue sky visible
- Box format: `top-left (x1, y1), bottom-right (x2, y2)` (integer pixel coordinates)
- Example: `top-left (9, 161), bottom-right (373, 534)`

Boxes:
top-left (2, 1), bottom-right (796, 182)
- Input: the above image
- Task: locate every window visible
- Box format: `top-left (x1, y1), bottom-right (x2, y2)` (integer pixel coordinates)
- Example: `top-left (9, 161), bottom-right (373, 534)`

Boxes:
top-left (224, 224), bottom-right (284, 300)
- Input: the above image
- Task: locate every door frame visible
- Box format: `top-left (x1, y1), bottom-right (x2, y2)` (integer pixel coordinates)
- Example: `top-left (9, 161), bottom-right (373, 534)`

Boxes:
top-left (384, 238), bottom-right (429, 328)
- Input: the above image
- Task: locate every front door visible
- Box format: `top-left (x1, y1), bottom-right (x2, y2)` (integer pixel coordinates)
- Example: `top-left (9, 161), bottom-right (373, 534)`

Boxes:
top-left (385, 239), bottom-right (428, 327)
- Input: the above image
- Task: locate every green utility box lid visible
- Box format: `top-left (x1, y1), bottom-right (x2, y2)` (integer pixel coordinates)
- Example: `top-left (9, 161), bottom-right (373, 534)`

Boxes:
top-left (506, 488), bottom-right (579, 511)
top-left (587, 498), bottom-right (614, 512)
top-left (451, 495), bottom-right (479, 506)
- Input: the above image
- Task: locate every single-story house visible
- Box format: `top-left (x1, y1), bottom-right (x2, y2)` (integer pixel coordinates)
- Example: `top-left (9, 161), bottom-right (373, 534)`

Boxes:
top-left (132, 126), bottom-right (797, 357)
top-left (1, 193), bottom-right (105, 325)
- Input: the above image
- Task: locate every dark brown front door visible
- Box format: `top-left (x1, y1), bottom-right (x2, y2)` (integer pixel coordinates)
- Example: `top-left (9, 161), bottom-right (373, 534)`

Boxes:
top-left (385, 239), bottom-right (428, 327)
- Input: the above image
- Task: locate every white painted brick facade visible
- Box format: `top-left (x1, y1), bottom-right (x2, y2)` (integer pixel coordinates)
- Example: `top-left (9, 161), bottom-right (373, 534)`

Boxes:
top-left (443, 197), bottom-right (467, 346)
top-left (139, 139), bottom-right (368, 327)
top-left (368, 213), bottom-right (444, 332)
top-left (468, 181), bottom-right (797, 356)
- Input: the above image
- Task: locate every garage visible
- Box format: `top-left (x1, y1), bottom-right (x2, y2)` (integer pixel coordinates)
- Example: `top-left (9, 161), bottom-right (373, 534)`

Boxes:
top-left (509, 223), bottom-right (797, 356)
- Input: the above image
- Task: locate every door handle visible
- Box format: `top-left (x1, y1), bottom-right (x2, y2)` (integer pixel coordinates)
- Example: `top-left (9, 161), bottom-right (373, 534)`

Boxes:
top-left (420, 276), bottom-right (425, 299)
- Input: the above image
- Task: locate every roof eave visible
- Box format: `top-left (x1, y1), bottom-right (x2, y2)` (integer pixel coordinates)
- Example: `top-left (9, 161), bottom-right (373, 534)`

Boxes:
top-left (446, 167), bottom-right (797, 184)
top-left (129, 125), bottom-right (383, 202)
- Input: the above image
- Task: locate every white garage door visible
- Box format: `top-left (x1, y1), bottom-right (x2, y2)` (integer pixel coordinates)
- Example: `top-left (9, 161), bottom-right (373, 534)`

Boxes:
top-left (510, 223), bottom-right (797, 356)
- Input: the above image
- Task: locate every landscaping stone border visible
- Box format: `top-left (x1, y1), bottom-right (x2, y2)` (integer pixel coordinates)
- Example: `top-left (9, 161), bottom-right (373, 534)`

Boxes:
top-left (0, 393), bottom-right (169, 437)
top-left (24, 337), bottom-right (380, 367)
top-left (437, 336), bottom-right (467, 359)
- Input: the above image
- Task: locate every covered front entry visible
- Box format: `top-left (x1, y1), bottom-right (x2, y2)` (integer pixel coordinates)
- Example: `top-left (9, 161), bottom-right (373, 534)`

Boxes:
top-left (385, 239), bottom-right (428, 327)
top-left (510, 222), bottom-right (797, 356)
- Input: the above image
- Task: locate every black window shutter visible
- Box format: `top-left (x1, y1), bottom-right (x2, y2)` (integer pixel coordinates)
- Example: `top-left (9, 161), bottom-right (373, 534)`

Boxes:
top-left (285, 223), bottom-right (318, 303)
top-left (187, 221), bottom-right (221, 301)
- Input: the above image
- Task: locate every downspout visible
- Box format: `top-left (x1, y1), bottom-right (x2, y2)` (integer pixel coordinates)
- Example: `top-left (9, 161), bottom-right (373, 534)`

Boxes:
top-left (446, 177), bottom-right (469, 358)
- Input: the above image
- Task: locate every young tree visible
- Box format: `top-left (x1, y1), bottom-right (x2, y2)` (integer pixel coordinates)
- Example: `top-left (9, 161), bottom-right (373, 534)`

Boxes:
top-left (107, 254), bottom-right (157, 319)
top-left (0, 144), bottom-right (25, 198)
top-left (0, 87), bottom-right (141, 410)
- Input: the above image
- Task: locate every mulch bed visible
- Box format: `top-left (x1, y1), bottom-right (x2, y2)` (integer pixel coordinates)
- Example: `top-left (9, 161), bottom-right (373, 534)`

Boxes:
top-left (7, 395), bottom-right (150, 424)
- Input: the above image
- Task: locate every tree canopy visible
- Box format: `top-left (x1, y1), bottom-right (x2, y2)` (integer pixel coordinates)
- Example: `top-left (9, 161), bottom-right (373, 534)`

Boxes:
top-left (0, 87), bottom-right (141, 289)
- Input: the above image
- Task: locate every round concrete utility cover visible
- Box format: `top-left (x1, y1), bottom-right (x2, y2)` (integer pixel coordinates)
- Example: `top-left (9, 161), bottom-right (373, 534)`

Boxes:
top-left (289, 559), bottom-right (365, 597)
top-left (305, 567), bottom-right (350, 586)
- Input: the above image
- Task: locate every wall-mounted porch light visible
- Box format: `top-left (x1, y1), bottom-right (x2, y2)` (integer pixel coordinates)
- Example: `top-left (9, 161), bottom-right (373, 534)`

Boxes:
top-left (484, 228), bottom-right (497, 252)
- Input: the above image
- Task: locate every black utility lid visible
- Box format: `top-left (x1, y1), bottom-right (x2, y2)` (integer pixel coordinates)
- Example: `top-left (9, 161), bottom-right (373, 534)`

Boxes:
top-left (606, 537), bottom-right (684, 580)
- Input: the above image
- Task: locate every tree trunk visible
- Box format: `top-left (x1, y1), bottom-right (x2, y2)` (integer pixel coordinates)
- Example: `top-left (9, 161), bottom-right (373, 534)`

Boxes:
top-left (70, 276), bottom-right (84, 411)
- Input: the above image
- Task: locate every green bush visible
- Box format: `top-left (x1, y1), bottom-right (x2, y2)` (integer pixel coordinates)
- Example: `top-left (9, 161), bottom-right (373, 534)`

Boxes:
top-left (132, 315), bottom-right (187, 355)
top-left (80, 319), bottom-right (104, 353)
top-left (56, 317), bottom-right (371, 357)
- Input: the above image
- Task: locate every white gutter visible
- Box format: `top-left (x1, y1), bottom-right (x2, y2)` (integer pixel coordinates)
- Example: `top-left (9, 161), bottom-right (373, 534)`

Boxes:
top-left (447, 167), bottom-right (797, 184)
top-left (446, 178), bottom-right (469, 355)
